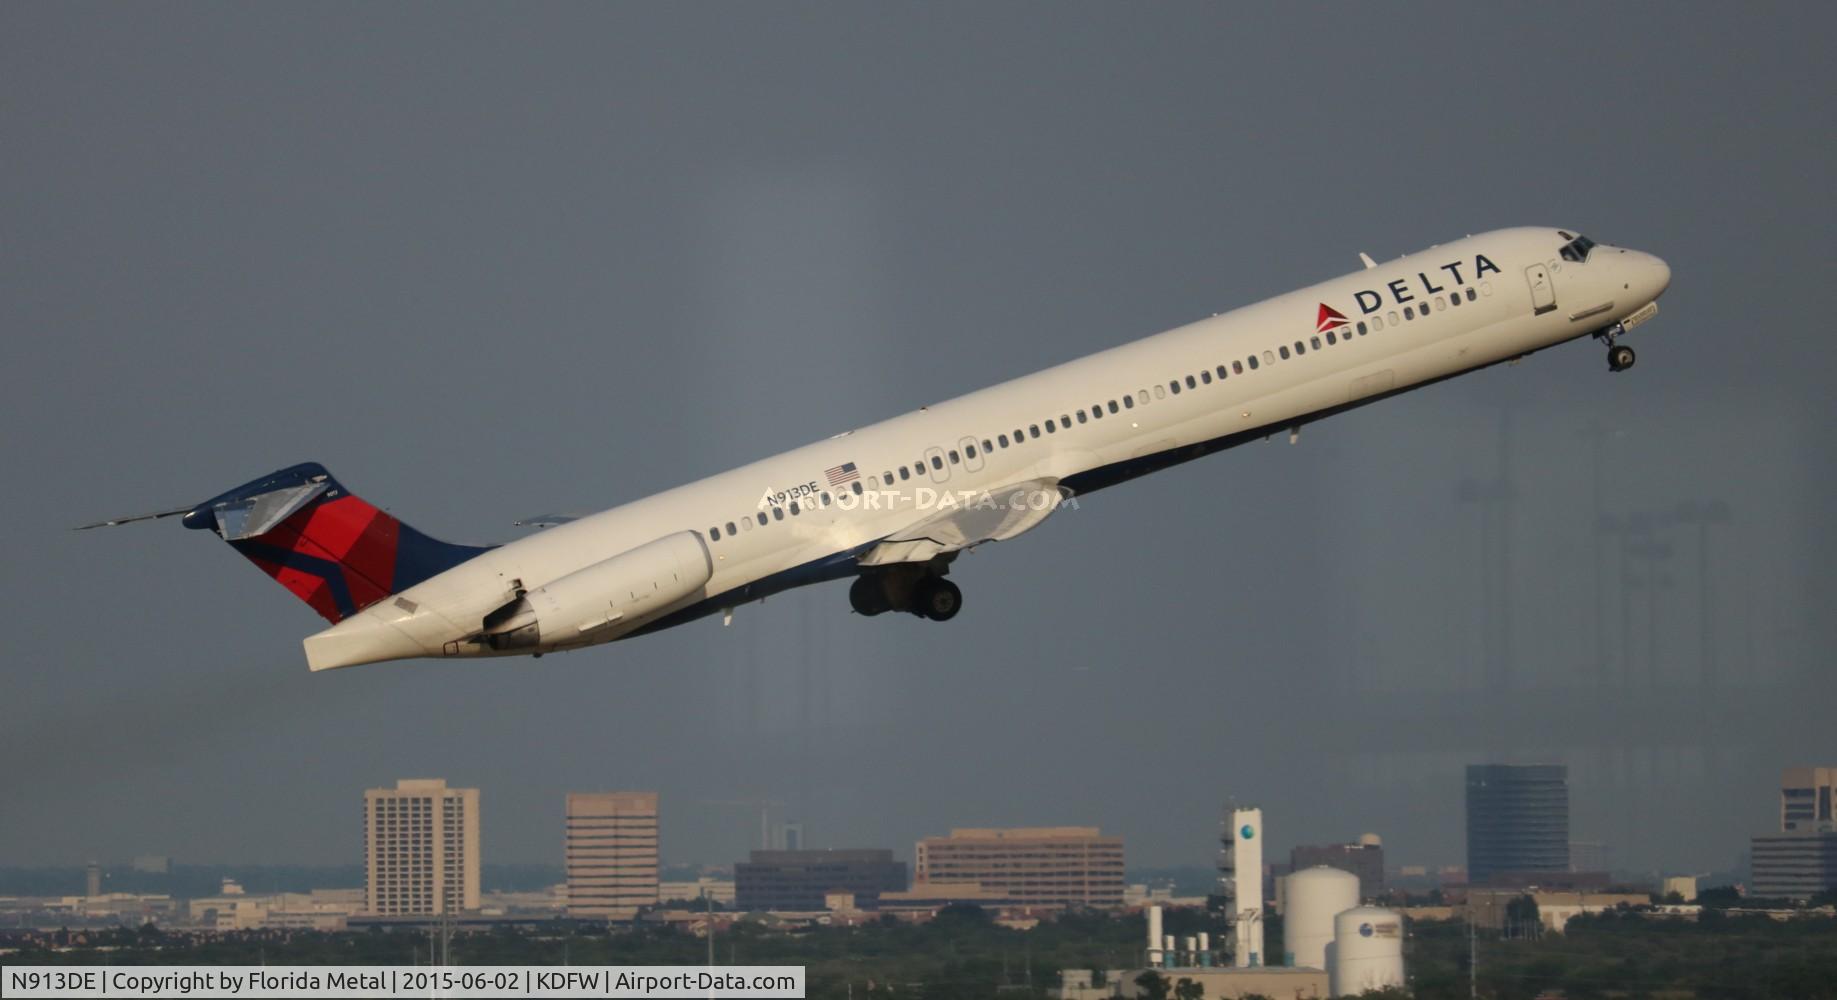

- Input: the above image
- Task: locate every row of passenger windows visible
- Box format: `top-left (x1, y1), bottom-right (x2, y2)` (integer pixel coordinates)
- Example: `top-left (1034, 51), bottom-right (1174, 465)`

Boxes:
top-left (704, 284), bottom-right (1493, 542)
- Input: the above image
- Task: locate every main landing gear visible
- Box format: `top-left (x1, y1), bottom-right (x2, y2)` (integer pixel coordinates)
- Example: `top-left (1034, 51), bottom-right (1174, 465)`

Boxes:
top-left (849, 567), bottom-right (962, 621)
top-left (1597, 322), bottom-right (1636, 373)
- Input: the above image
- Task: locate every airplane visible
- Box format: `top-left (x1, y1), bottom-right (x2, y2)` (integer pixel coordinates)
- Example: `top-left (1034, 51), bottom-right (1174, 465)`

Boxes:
top-left (82, 227), bottom-right (1670, 671)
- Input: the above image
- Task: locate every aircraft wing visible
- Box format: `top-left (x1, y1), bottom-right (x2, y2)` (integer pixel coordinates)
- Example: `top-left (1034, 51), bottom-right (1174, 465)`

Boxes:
top-left (858, 478), bottom-right (1070, 566)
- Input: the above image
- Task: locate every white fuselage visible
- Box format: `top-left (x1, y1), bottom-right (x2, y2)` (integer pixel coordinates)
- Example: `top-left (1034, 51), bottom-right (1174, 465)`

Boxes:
top-left (303, 227), bottom-right (1670, 670)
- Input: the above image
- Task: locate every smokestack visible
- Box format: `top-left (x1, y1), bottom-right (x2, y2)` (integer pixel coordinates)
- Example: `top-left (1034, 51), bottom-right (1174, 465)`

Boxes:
top-left (1147, 905), bottom-right (1163, 967)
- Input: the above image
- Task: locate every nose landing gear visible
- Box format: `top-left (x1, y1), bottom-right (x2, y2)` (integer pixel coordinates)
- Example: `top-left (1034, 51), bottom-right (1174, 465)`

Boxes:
top-left (1596, 321), bottom-right (1636, 373)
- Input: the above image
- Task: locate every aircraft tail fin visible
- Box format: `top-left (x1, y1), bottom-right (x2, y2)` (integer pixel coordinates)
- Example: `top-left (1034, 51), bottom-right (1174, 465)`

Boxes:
top-left (177, 462), bottom-right (491, 623)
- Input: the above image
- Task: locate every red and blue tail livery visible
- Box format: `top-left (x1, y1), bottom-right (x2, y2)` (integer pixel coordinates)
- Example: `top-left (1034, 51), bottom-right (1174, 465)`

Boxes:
top-left (178, 463), bottom-right (490, 623)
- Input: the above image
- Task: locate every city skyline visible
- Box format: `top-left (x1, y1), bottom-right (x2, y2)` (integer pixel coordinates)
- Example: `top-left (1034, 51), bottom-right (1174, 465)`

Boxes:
top-left (4, 4), bottom-right (1833, 878)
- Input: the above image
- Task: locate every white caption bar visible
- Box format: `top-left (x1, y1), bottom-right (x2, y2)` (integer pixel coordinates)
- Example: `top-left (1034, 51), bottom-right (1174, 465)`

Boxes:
top-left (1, 965), bottom-right (805, 999)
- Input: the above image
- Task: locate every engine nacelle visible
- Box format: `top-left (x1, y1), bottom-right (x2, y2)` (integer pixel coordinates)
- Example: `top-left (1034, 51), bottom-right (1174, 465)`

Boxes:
top-left (479, 530), bottom-right (712, 651)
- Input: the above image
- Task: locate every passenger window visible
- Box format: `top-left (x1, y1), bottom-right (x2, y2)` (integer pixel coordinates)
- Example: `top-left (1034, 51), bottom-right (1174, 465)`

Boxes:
top-left (773, 507), bottom-right (784, 521)
top-left (948, 450), bottom-right (959, 464)
top-left (791, 501), bottom-right (802, 515)
top-left (726, 521), bottom-right (737, 535)
top-left (1233, 360), bottom-right (1244, 374)
top-left (1311, 336), bottom-right (1321, 349)
top-left (758, 512), bottom-right (769, 526)
top-left (1076, 410), bottom-right (1087, 423)
top-left (930, 455), bottom-right (943, 470)
top-left (1216, 365), bottom-right (1228, 380)
top-left (1435, 297), bottom-right (1446, 311)
top-left (1170, 381), bottom-right (1181, 395)
top-left (1404, 306), bottom-right (1415, 319)
top-left (1108, 400), bottom-right (1119, 414)
top-left (1325, 331), bottom-right (1336, 344)
top-left (1123, 396), bottom-right (1134, 409)
top-left (883, 472), bottom-right (894, 486)
top-left (1185, 375), bottom-right (1196, 389)
top-left (1262, 350), bottom-right (1275, 365)
top-left (1279, 345), bottom-right (1291, 359)
top-left (820, 492), bottom-right (830, 506)
top-left (1248, 355), bottom-right (1259, 370)
top-left (1014, 429), bottom-right (1024, 442)
top-left (851, 481), bottom-right (863, 496)
top-left (1153, 385), bottom-right (1165, 400)
top-left (1137, 389), bottom-right (1149, 405)
top-left (998, 433), bottom-right (1010, 447)
top-left (1388, 311), bottom-right (1400, 324)
top-left (1030, 425), bottom-right (1040, 438)
top-left (981, 439), bottom-right (993, 453)
top-left (1091, 406), bottom-right (1103, 419)
top-left (899, 467), bottom-right (910, 481)
top-left (1045, 420), bottom-right (1056, 434)
top-left (741, 516), bottom-right (752, 532)
top-left (1357, 321), bottom-right (1367, 335)
top-left (710, 526), bottom-right (721, 540)
top-left (1060, 413), bottom-right (1070, 426)
top-left (1449, 293), bottom-right (1461, 307)
top-left (1467, 287), bottom-right (1478, 302)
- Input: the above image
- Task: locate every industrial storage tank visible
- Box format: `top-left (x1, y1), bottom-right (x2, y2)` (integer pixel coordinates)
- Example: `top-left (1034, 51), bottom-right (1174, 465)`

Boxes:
top-left (1285, 866), bottom-right (1360, 969)
top-left (1329, 906), bottom-right (1405, 996)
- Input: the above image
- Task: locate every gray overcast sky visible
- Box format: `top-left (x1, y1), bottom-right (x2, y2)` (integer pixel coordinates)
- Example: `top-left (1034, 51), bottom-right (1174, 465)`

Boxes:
top-left (4, 3), bottom-right (1832, 877)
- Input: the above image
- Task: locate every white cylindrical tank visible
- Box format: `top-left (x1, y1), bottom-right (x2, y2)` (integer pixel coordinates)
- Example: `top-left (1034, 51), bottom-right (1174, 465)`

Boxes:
top-left (1285, 866), bottom-right (1360, 969)
top-left (1330, 906), bottom-right (1404, 997)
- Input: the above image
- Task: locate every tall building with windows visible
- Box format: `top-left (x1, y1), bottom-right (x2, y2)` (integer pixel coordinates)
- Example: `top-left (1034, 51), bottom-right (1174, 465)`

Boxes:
top-left (1780, 767), bottom-right (1836, 832)
top-left (363, 779), bottom-right (480, 915)
top-left (565, 791), bottom-right (659, 920)
top-left (1751, 766), bottom-right (1837, 900)
top-left (914, 827), bottom-right (1124, 909)
top-left (1465, 764), bottom-right (1569, 883)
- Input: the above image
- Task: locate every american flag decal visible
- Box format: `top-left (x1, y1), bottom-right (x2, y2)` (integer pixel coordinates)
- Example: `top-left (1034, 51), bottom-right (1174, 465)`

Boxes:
top-left (825, 462), bottom-right (860, 487)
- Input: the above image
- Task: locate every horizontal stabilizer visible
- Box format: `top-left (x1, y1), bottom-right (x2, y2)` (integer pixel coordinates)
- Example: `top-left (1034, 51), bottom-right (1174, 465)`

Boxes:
top-left (74, 507), bottom-right (191, 530)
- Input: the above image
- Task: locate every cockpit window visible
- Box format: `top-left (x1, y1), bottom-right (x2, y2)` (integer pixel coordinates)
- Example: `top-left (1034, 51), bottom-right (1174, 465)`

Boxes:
top-left (1559, 234), bottom-right (1597, 262)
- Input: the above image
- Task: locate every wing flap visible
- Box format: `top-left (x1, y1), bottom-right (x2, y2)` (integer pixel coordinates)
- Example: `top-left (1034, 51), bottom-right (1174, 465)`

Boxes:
top-left (859, 478), bottom-right (1068, 566)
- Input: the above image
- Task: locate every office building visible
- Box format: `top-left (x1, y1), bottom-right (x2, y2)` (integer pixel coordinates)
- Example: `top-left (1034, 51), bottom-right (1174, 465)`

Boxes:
top-left (734, 849), bottom-right (907, 911)
top-left (915, 827), bottom-right (1124, 909)
top-left (363, 779), bottom-right (480, 915)
top-left (1750, 833), bottom-right (1837, 900)
top-left (1290, 835), bottom-right (1384, 901)
top-left (565, 791), bottom-right (659, 920)
top-left (1780, 767), bottom-right (1836, 832)
top-left (1466, 764), bottom-right (1569, 883)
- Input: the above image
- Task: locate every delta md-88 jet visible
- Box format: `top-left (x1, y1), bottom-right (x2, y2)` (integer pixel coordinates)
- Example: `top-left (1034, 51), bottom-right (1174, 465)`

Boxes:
top-left (85, 227), bottom-right (1670, 671)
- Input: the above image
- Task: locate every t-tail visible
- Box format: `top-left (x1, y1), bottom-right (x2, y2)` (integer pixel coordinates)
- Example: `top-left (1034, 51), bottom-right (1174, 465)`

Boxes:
top-left (175, 462), bottom-right (491, 623)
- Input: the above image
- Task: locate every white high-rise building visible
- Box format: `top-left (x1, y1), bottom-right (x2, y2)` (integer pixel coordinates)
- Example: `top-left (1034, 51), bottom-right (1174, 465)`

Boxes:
top-left (363, 779), bottom-right (480, 915)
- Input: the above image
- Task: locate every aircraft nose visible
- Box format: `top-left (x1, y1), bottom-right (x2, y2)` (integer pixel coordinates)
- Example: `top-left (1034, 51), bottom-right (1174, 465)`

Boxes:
top-left (1634, 251), bottom-right (1671, 302)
